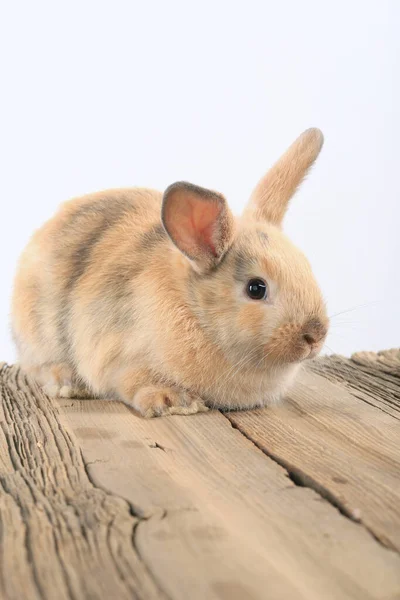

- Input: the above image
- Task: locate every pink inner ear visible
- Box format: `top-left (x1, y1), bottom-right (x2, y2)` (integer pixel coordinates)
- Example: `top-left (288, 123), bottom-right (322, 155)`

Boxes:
top-left (171, 196), bottom-right (221, 258)
top-left (190, 199), bottom-right (220, 256)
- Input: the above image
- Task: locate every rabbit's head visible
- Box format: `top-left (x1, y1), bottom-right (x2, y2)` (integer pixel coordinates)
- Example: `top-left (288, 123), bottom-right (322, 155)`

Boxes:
top-left (162, 129), bottom-right (328, 371)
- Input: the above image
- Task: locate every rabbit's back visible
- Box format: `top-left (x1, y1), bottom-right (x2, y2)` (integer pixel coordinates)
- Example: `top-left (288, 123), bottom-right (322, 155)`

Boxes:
top-left (12, 188), bottom-right (164, 378)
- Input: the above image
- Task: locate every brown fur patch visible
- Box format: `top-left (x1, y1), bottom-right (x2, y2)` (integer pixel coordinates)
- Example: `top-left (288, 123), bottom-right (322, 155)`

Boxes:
top-left (237, 304), bottom-right (264, 337)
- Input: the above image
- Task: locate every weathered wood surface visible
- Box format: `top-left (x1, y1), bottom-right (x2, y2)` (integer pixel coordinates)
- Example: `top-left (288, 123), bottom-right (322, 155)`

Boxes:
top-left (0, 364), bottom-right (165, 600)
top-left (311, 349), bottom-right (400, 418)
top-left (227, 350), bottom-right (400, 552)
top-left (0, 352), bottom-right (400, 600)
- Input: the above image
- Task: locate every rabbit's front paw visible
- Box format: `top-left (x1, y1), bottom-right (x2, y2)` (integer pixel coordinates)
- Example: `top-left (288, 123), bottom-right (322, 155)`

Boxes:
top-left (129, 386), bottom-right (208, 418)
top-left (42, 383), bottom-right (93, 399)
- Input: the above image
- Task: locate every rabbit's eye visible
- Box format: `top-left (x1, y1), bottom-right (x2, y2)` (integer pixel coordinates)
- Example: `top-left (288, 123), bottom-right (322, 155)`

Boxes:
top-left (246, 278), bottom-right (267, 300)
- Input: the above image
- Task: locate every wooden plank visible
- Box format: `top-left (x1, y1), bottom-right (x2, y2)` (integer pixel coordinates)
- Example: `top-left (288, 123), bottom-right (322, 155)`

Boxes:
top-left (311, 351), bottom-right (400, 418)
top-left (59, 392), bottom-right (400, 600)
top-left (352, 349), bottom-right (400, 377)
top-left (227, 353), bottom-right (400, 554)
top-left (0, 364), bottom-right (165, 600)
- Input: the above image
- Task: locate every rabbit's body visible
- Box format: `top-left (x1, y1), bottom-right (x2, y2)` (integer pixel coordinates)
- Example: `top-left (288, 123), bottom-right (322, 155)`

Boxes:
top-left (12, 129), bottom-right (329, 417)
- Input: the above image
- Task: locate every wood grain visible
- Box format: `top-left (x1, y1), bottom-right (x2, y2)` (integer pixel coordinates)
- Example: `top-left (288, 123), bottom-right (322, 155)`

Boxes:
top-left (59, 390), bottom-right (400, 600)
top-left (2, 356), bottom-right (400, 600)
top-left (227, 352), bottom-right (400, 553)
top-left (0, 364), bottom-right (165, 600)
top-left (311, 350), bottom-right (400, 417)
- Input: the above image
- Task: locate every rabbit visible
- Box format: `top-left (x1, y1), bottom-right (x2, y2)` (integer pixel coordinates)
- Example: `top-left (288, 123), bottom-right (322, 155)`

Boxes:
top-left (11, 128), bottom-right (329, 417)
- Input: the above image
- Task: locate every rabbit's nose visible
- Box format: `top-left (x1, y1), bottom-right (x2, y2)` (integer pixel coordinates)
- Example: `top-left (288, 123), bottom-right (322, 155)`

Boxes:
top-left (302, 318), bottom-right (328, 347)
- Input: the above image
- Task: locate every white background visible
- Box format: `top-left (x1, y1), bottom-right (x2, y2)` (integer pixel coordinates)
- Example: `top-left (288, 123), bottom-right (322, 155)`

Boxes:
top-left (1, 0), bottom-right (399, 361)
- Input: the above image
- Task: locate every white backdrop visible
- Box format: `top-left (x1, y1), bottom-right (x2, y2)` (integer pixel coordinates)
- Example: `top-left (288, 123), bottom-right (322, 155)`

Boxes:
top-left (1, 0), bottom-right (399, 361)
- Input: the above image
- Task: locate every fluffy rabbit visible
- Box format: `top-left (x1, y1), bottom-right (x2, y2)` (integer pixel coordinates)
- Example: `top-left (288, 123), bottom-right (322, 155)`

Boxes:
top-left (12, 128), bottom-right (328, 417)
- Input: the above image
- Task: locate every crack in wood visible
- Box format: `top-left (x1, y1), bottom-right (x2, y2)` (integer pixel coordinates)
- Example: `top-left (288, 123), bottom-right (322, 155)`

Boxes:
top-left (0, 364), bottom-right (167, 600)
top-left (225, 413), bottom-right (400, 553)
top-left (224, 351), bottom-right (400, 555)
top-left (148, 442), bottom-right (167, 452)
top-left (225, 415), bottom-right (362, 520)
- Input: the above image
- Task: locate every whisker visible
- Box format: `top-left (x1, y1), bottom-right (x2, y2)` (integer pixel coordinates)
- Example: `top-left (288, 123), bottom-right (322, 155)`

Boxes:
top-left (329, 301), bottom-right (379, 320)
top-left (322, 343), bottom-right (337, 355)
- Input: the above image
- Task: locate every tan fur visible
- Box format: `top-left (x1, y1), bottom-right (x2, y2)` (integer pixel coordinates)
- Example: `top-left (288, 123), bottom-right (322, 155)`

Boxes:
top-left (11, 129), bottom-right (328, 417)
top-left (244, 128), bottom-right (324, 225)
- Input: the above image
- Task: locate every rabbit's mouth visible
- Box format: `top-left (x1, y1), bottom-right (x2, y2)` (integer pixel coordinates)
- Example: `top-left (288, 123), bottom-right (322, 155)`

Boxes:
top-left (263, 323), bottom-right (327, 365)
top-left (295, 337), bottom-right (325, 362)
top-left (303, 345), bottom-right (323, 361)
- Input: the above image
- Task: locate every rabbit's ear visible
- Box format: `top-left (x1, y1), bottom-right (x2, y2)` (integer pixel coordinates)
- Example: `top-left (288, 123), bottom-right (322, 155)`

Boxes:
top-left (244, 128), bottom-right (324, 226)
top-left (162, 182), bottom-right (234, 272)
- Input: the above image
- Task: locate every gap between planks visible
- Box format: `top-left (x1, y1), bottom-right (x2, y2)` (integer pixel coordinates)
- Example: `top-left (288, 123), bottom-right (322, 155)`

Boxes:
top-left (225, 350), bottom-right (400, 554)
